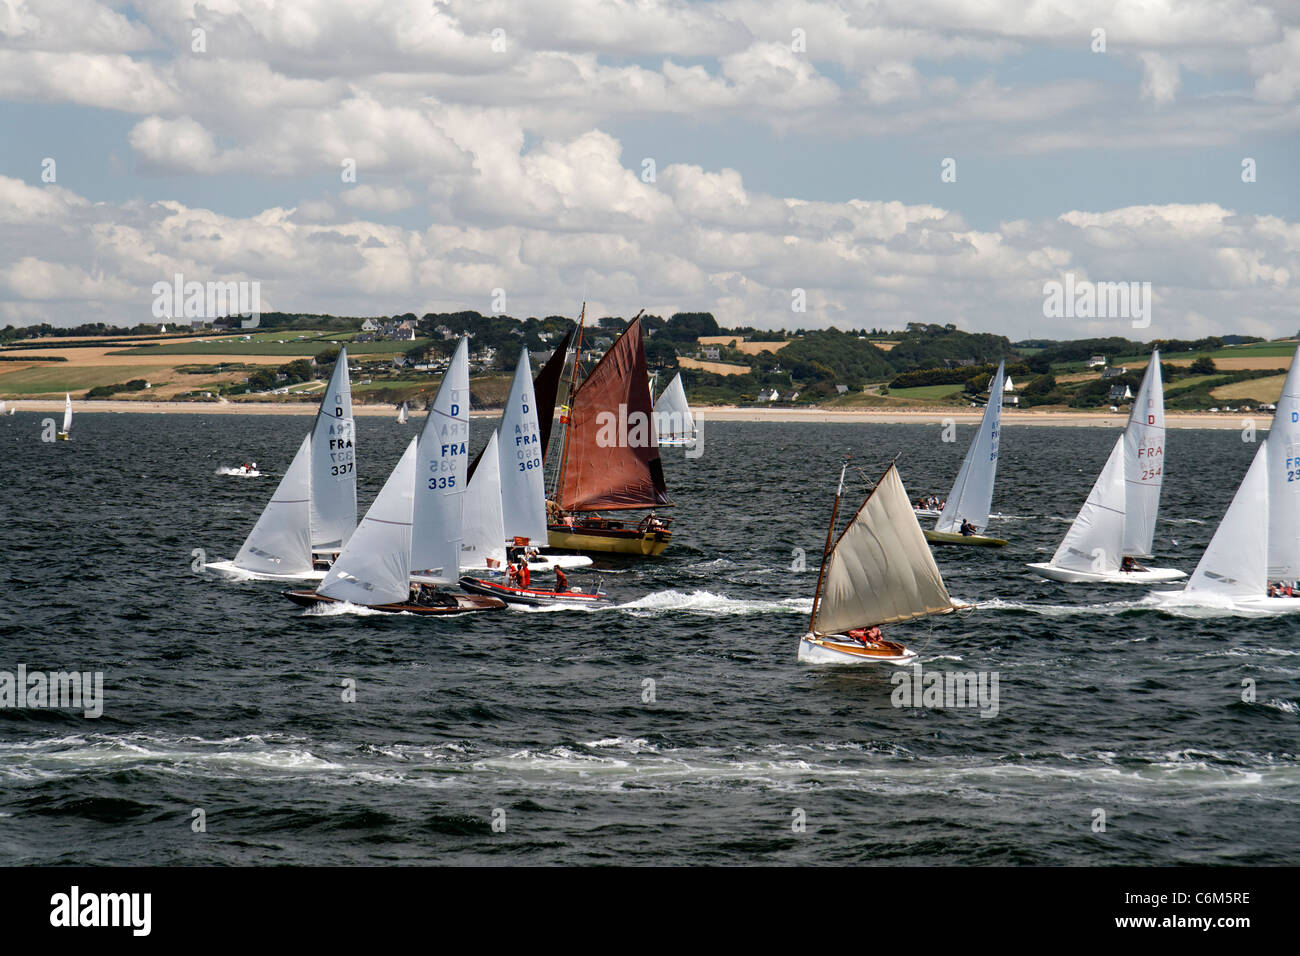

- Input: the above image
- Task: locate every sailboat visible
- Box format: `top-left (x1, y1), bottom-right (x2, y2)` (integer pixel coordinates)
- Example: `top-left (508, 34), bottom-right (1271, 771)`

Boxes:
top-left (923, 362), bottom-right (1007, 547)
top-left (1028, 351), bottom-right (1185, 583)
top-left (544, 308), bottom-right (674, 556)
top-left (799, 462), bottom-right (962, 664)
top-left (460, 430), bottom-right (507, 571)
top-left (397, 402), bottom-right (408, 425)
top-left (0, 401), bottom-right (14, 416)
top-left (1150, 344), bottom-right (1300, 614)
top-left (285, 339), bottom-right (504, 615)
top-left (56, 393), bottom-right (72, 440)
top-left (652, 372), bottom-right (697, 446)
top-left (205, 349), bottom-right (357, 580)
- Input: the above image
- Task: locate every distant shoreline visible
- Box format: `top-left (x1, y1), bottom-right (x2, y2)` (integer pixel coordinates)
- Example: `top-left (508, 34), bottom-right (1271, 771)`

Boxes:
top-left (5, 398), bottom-right (1259, 429)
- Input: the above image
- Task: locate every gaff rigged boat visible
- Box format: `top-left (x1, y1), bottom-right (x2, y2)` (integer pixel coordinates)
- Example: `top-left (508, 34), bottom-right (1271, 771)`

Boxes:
top-left (1029, 350), bottom-right (1184, 584)
top-left (1150, 344), bottom-right (1300, 614)
top-left (544, 307), bottom-right (674, 556)
top-left (799, 462), bottom-right (962, 665)
top-left (924, 363), bottom-right (1007, 548)
top-left (458, 575), bottom-right (610, 608)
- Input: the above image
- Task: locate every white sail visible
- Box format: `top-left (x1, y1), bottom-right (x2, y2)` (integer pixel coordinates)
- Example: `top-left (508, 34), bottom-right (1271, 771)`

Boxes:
top-left (411, 337), bottom-right (470, 582)
top-left (1123, 350), bottom-right (1165, 557)
top-left (462, 430), bottom-right (508, 570)
top-left (397, 402), bottom-right (408, 425)
top-left (653, 372), bottom-right (696, 443)
top-left (813, 464), bottom-right (956, 634)
top-left (1184, 444), bottom-right (1269, 601)
top-left (62, 393), bottom-right (72, 433)
top-left (935, 361), bottom-right (1004, 533)
top-left (1265, 344), bottom-right (1300, 579)
top-left (498, 347), bottom-right (549, 543)
top-left (309, 348), bottom-right (356, 550)
top-left (318, 437), bottom-right (417, 606)
top-left (1050, 436), bottom-right (1126, 573)
top-left (234, 433), bottom-right (313, 575)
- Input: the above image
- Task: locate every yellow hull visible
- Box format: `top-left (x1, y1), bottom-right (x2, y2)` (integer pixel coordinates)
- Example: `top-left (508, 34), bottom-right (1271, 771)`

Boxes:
top-left (546, 526), bottom-right (672, 556)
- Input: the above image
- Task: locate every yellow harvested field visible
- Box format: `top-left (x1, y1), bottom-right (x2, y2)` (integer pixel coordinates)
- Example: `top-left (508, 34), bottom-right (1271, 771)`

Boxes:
top-left (1165, 355), bottom-right (1292, 371)
top-left (0, 345), bottom-right (284, 367)
top-left (695, 336), bottom-right (789, 355)
top-left (1209, 375), bottom-right (1287, 403)
top-left (678, 357), bottom-right (751, 376)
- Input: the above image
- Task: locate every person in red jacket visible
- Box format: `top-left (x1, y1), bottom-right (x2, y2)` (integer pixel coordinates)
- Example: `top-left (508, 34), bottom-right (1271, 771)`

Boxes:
top-left (555, 567), bottom-right (568, 592)
top-left (518, 562), bottom-right (531, 589)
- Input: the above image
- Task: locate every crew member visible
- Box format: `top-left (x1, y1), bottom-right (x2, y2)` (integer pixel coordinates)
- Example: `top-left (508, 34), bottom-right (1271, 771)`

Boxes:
top-left (555, 567), bottom-right (568, 591)
top-left (959, 518), bottom-right (976, 536)
top-left (518, 562), bottom-right (531, 589)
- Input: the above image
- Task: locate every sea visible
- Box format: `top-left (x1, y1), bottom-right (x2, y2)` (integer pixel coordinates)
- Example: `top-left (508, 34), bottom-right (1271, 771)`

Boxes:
top-left (1, 412), bottom-right (1296, 865)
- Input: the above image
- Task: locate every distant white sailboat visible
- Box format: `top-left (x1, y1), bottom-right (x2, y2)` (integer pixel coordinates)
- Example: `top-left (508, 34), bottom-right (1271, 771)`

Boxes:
top-left (800, 461), bottom-right (962, 664)
top-left (0, 400), bottom-right (14, 416)
top-left (1151, 344), bottom-right (1300, 614)
top-left (397, 402), bottom-right (408, 425)
top-left (925, 362), bottom-right (1007, 547)
top-left (206, 349), bottom-right (357, 581)
top-left (1029, 351), bottom-right (1185, 584)
top-left (56, 393), bottom-right (72, 440)
top-left (652, 372), bottom-right (697, 446)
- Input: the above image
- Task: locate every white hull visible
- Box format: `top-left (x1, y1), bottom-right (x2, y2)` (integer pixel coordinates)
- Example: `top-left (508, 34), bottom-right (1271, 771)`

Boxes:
top-left (525, 554), bottom-right (593, 571)
top-left (657, 437), bottom-right (696, 447)
top-left (1148, 590), bottom-right (1300, 615)
top-left (913, 508), bottom-right (941, 519)
top-left (205, 559), bottom-right (326, 582)
top-left (1027, 562), bottom-right (1186, 584)
top-left (797, 632), bottom-right (917, 666)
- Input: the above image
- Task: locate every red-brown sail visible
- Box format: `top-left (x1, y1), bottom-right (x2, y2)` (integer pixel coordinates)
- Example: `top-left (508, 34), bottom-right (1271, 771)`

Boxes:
top-left (535, 325), bottom-right (572, 465)
top-left (557, 317), bottom-right (672, 512)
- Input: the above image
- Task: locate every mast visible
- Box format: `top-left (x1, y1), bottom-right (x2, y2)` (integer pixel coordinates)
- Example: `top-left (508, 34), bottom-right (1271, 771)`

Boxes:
top-left (553, 303), bottom-right (586, 508)
top-left (808, 462), bottom-right (848, 633)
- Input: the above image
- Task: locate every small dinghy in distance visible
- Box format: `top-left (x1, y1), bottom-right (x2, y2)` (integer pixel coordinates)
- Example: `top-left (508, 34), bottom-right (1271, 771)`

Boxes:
top-left (924, 363), bottom-right (1006, 548)
top-left (458, 575), bottom-right (610, 608)
top-left (1029, 350), bottom-right (1184, 584)
top-left (56, 393), bottom-right (72, 440)
top-left (1150, 343), bottom-right (1300, 615)
top-left (799, 462), bottom-right (963, 665)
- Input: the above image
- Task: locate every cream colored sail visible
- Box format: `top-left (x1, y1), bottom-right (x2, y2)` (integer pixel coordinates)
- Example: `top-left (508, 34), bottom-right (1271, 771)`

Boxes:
top-left (813, 464), bottom-right (957, 634)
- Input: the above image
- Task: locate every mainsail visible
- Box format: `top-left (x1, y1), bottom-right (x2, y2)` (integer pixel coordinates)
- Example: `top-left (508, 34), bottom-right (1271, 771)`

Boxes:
top-left (462, 430), bottom-right (507, 570)
top-left (234, 433), bottom-right (313, 575)
top-left (1265, 345), bottom-right (1300, 579)
top-left (653, 372), bottom-right (696, 443)
top-left (1123, 351), bottom-right (1165, 557)
top-left (1050, 436), bottom-right (1127, 573)
top-left (397, 402), bottom-right (408, 425)
top-left (309, 348), bottom-right (357, 550)
top-left (556, 316), bottom-right (671, 512)
top-left (1184, 444), bottom-right (1269, 601)
top-left (813, 464), bottom-right (957, 634)
top-left (935, 361), bottom-right (1004, 533)
top-left (535, 326), bottom-right (573, 464)
top-left (318, 438), bottom-right (417, 606)
top-left (411, 337), bottom-right (469, 582)
top-left (499, 347), bottom-right (549, 543)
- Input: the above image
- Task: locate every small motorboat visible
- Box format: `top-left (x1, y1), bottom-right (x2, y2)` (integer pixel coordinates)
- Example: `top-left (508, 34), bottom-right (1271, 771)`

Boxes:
top-left (224, 462), bottom-right (262, 477)
top-left (284, 588), bottom-right (504, 615)
top-left (458, 575), bottom-right (610, 608)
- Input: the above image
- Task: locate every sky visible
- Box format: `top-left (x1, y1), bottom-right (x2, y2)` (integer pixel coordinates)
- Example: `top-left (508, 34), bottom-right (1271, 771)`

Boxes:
top-left (1, 0), bottom-right (1298, 340)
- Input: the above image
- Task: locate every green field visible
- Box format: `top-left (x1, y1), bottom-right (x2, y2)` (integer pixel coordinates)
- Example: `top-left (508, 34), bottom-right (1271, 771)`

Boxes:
top-left (109, 333), bottom-right (426, 358)
top-left (0, 364), bottom-right (164, 395)
top-left (887, 384), bottom-right (966, 401)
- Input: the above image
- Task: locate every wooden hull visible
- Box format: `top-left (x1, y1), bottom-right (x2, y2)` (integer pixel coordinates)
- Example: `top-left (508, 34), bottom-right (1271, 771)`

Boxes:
top-left (924, 529), bottom-right (1008, 548)
top-left (546, 523), bottom-right (671, 556)
top-left (797, 632), bottom-right (917, 665)
top-left (55, 433), bottom-right (70, 441)
top-left (282, 589), bottom-right (505, 615)
top-left (459, 576), bottom-right (610, 607)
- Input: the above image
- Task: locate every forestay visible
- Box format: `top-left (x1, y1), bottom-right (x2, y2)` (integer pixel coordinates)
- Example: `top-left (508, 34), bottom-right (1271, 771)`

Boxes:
top-left (234, 433), bottom-right (313, 575)
top-left (411, 338), bottom-right (469, 582)
top-left (318, 438), bottom-right (417, 606)
top-left (310, 347), bottom-right (357, 550)
top-left (813, 465), bottom-right (957, 634)
top-left (1050, 436), bottom-right (1126, 573)
top-left (935, 361), bottom-right (1004, 533)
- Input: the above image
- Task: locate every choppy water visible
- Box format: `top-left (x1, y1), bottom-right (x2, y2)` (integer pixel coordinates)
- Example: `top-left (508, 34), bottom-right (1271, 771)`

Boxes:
top-left (1, 413), bottom-right (1296, 865)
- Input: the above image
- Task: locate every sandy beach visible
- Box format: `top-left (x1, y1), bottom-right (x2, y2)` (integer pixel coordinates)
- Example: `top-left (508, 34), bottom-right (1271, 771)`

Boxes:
top-left (6, 399), bottom-right (1260, 428)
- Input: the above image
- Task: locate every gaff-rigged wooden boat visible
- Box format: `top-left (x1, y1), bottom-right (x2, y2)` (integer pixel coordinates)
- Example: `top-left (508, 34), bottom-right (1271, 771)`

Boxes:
top-left (541, 307), bottom-right (674, 556)
top-left (1151, 343), bottom-right (1300, 615)
top-left (458, 575), bottom-right (610, 607)
top-left (799, 462), bottom-right (962, 665)
top-left (1029, 349), bottom-right (1185, 584)
top-left (924, 361), bottom-right (1007, 548)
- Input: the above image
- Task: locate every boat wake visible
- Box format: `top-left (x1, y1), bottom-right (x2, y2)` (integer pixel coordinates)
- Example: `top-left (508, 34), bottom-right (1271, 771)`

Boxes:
top-left (613, 589), bottom-right (811, 618)
top-left (965, 597), bottom-right (1149, 617)
top-left (301, 600), bottom-right (393, 617)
